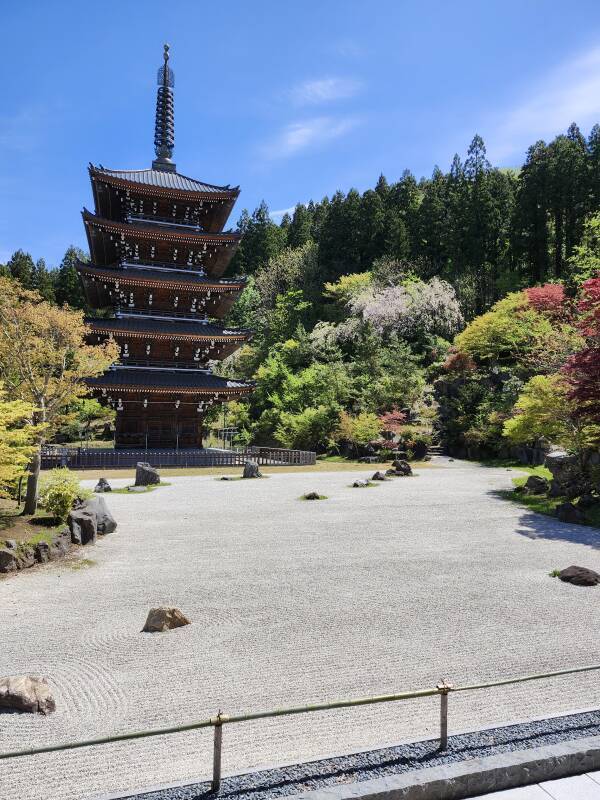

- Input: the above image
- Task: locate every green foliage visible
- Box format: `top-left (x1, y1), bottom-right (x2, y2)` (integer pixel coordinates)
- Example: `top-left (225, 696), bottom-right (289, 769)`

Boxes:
top-left (229, 202), bottom-right (287, 276)
top-left (6, 250), bottom-right (36, 289)
top-left (0, 383), bottom-right (41, 497)
top-left (254, 241), bottom-right (320, 310)
top-left (503, 374), bottom-right (600, 452)
top-left (40, 468), bottom-right (91, 521)
top-left (454, 292), bottom-right (554, 362)
top-left (54, 246), bottom-right (88, 309)
top-left (567, 213), bottom-right (600, 284)
top-left (276, 406), bottom-right (340, 451)
top-left (337, 411), bottom-right (382, 451)
top-left (58, 398), bottom-right (115, 442)
top-left (324, 272), bottom-right (372, 305)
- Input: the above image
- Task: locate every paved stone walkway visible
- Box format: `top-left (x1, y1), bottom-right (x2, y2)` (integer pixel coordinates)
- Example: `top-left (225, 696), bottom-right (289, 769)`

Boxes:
top-left (470, 771), bottom-right (600, 798)
top-left (1, 459), bottom-right (600, 800)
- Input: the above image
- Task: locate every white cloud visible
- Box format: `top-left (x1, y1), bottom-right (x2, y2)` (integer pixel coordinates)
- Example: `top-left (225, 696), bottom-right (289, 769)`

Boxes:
top-left (270, 206), bottom-right (296, 222)
top-left (261, 116), bottom-right (359, 160)
top-left (488, 45), bottom-right (600, 162)
top-left (290, 77), bottom-right (363, 106)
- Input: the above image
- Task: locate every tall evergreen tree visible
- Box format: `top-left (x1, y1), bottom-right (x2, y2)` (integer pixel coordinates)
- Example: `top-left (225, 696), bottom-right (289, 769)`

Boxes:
top-left (514, 140), bottom-right (552, 285)
top-left (32, 258), bottom-right (55, 302)
top-left (287, 204), bottom-right (313, 249)
top-left (229, 201), bottom-right (286, 275)
top-left (54, 246), bottom-right (87, 308)
top-left (588, 124), bottom-right (600, 209)
top-left (6, 250), bottom-right (36, 289)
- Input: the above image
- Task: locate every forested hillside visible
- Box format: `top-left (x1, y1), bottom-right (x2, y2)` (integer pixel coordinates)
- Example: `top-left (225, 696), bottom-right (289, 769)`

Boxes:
top-left (230, 126), bottom-right (600, 316)
top-left (3, 125), bottom-right (600, 456)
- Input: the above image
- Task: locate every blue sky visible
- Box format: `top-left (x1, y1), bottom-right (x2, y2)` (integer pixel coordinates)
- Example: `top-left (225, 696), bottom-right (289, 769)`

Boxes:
top-left (2, 0), bottom-right (600, 266)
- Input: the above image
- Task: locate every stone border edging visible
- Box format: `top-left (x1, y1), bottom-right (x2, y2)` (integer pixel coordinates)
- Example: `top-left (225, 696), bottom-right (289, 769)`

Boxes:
top-left (293, 734), bottom-right (600, 800)
top-left (90, 733), bottom-right (600, 800)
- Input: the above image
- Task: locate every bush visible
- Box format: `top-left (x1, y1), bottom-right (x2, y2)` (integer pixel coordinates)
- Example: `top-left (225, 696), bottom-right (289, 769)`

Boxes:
top-left (396, 431), bottom-right (432, 460)
top-left (39, 468), bottom-right (90, 521)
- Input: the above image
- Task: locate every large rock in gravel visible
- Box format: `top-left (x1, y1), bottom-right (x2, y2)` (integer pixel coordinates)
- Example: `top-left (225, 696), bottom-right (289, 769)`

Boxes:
top-left (371, 471), bottom-right (387, 481)
top-left (545, 450), bottom-right (588, 499)
top-left (67, 507), bottom-right (97, 545)
top-left (0, 529), bottom-right (71, 573)
top-left (135, 462), bottom-right (160, 486)
top-left (558, 566), bottom-right (600, 586)
top-left (303, 491), bottom-right (321, 500)
top-left (391, 459), bottom-right (413, 476)
top-left (0, 548), bottom-right (19, 572)
top-left (524, 475), bottom-right (549, 495)
top-left (0, 545), bottom-right (35, 572)
top-left (242, 461), bottom-right (262, 479)
top-left (86, 496), bottom-right (117, 535)
top-left (556, 502), bottom-right (587, 525)
top-left (0, 675), bottom-right (55, 714)
top-left (94, 477), bottom-right (112, 493)
top-left (353, 479), bottom-right (369, 487)
top-left (142, 607), bottom-right (191, 633)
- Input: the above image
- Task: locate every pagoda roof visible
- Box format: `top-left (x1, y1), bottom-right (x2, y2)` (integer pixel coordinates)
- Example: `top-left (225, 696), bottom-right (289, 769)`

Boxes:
top-left (90, 164), bottom-right (239, 200)
top-left (87, 366), bottom-right (252, 394)
top-left (85, 316), bottom-right (251, 340)
top-left (82, 209), bottom-right (241, 245)
top-left (77, 262), bottom-right (246, 291)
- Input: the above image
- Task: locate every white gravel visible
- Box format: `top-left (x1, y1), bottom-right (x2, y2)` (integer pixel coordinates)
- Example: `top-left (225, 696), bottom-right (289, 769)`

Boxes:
top-left (1, 459), bottom-right (600, 800)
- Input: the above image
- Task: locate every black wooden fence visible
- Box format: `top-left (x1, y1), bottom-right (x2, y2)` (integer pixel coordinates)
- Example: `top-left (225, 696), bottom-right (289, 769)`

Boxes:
top-left (40, 446), bottom-right (316, 470)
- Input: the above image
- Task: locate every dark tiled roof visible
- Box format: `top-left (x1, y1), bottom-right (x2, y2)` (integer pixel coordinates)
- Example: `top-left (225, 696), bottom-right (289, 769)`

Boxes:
top-left (87, 367), bottom-right (251, 391)
top-left (85, 316), bottom-right (250, 338)
top-left (91, 165), bottom-right (238, 195)
top-left (77, 262), bottom-right (246, 288)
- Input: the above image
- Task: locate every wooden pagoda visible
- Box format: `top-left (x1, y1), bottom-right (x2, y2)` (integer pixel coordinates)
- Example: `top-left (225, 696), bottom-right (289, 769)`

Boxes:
top-left (78, 44), bottom-right (253, 449)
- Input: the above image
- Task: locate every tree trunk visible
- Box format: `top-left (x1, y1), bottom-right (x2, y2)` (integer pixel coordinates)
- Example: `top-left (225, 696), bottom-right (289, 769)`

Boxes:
top-left (23, 448), bottom-right (41, 515)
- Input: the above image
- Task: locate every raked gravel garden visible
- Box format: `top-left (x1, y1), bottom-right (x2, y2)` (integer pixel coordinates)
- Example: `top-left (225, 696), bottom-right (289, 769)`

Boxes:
top-left (1, 457), bottom-right (600, 800)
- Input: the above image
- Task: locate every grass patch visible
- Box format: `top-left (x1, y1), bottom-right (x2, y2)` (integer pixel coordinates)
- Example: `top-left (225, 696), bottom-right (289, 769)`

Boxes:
top-left (498, 487), bottom-right (564, 517)
top-left (214, 475), bottom-right (270, 482)
top-left (26, 530), bottom-right (58, 547)
top-left (72, 460), bottom-right (434, 481)
top-left (498, 473), bottom-right (600, 530)
top-left (512, 465), bottom-right (553, 481)
top-left (111, 482), bottom-right (171, 494)
top-left (479, 459), bottom-right (552, 480)
top-left (549, 569), bottom-right (561, 578)
top-left (0, 501), bottom-right (64, 546)
top-left (67, 558), bottom-right (96, 570)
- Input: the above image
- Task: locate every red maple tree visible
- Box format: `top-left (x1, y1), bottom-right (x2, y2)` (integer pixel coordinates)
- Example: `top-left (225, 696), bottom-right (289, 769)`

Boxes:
top-left (525, 283), bottom-right (568, 317)
top-left (378, 407), bottom-right (407, 438)
top-left (563, 277), bottom-right (600, 421)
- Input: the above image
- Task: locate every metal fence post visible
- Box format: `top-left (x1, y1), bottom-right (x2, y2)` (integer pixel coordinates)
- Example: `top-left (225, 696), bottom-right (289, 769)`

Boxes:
top-left (436, 681), bottom-right (452, 750)
top-left (211, 711), bottom-right (228, 793)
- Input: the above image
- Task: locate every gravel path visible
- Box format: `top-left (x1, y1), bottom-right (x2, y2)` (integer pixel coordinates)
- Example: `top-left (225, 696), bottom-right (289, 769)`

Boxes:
top-left (105, 709), bottom-right (600, 800)
top-left (1, 459), bottom-right (600, 800)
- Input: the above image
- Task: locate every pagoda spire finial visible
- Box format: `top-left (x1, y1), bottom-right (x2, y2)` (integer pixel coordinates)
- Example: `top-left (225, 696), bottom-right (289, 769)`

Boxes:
top-left (152, 43), bottom-right (176, 172)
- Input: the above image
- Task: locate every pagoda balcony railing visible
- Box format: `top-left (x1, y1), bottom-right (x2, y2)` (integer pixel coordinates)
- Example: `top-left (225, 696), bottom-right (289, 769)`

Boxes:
top-left (115, 308), bottom-right (212, 321)
top-left (119, 259), bottom-right (206, 276)
top-left (117, 359), bottom-right (213, 370)
top-left (126, 212), bottom-right (205, 231)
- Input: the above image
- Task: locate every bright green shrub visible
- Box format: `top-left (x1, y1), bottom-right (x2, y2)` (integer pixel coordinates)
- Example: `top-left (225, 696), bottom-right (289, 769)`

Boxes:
top-left (454, 292), bottom-right (554, 363)
top-left (40, 468), bottom-right (91, 521)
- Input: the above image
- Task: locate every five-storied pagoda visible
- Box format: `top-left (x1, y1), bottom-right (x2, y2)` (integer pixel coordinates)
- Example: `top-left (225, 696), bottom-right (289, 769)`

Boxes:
top-left (78, 45), bottom-right (253, 449)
